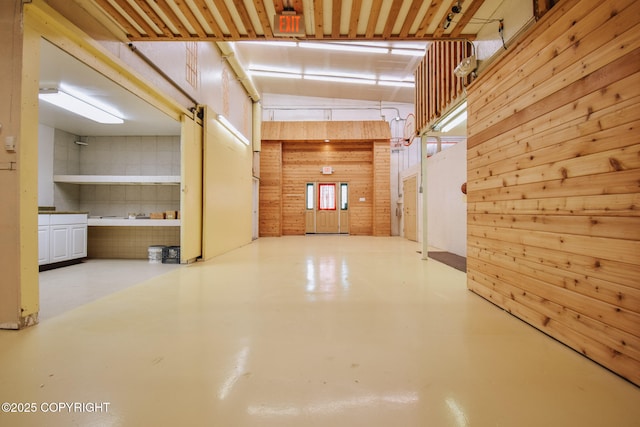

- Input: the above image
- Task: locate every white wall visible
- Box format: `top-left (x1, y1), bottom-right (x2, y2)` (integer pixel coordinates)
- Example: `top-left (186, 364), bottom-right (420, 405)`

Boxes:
top-left (474, 0), bottom-right (535, 69)
top-left (426, 140), bottom-right (467, 257)
top-left (262, 93), bottom-right (414, 123)
top-left (37, 124), bottom-right (54, 206)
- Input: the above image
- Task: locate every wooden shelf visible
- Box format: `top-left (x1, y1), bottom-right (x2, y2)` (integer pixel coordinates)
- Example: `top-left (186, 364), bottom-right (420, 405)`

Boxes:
top-left (53, 175), bottom-right (181, 185)
top-left (88, 218), bottom-right (180, 227)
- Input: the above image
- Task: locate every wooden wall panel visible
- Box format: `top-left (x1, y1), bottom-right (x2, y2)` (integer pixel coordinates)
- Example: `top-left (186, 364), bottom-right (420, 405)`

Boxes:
top-left (466, 0), bottom-right (640, 385)
top-left (282, 141), bottom-right (374, 235)
top-left (258, 141), bottom-right (282, 237)
top-left (260, 121), bottom-right (391, 237)
top-left (373, 141), bottom-right (391, 236)
top-left (262, 120), bottom-right (391, 142)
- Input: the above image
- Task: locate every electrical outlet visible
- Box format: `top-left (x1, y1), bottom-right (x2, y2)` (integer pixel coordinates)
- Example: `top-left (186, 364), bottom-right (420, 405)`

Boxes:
top-left (5, 136), bottom-right (16, 152)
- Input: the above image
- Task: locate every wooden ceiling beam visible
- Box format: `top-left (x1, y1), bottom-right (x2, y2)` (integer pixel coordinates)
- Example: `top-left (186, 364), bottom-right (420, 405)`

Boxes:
top-left (382, 0), bottom-right (403, 39)
top-left (416, 0), bottom-right (444, 38)
top-left (433, 0), bottom-right (460, 38)
top-left (92, 0), bottom-right (484, 42)
top-left (253, 0), bottom-right (274, 38)
top-left (210, 0), bottom-right (240, 38)
top-left (332, 0), bottom-right (341, 39)
top-left (365, 0), bottom-right (383, 38)
top-left (399, 0), bottom-right (426, 38)
top-left (93, 0), bottom-right (144, 39)
top-left (450, 0), bottom-right (487, 37)
top-left (348, 0), bottom-right (362, 38)
top-left (313, 0), bottom-right (324, 38)
top-left (132, 0), bottom-right (176, 38)
top-left (188, 0), bottom-right (225, 39)
top-left (233, 1), bottom-right (258, 38)
top-left (153, 0), bottom-right (193, 38)
top-left (172, 0), bottom-right (208, 37)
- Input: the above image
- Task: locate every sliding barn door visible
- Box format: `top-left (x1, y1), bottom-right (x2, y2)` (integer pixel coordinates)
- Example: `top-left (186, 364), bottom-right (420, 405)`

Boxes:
top-left (179, 112), bottom-right (203, 262)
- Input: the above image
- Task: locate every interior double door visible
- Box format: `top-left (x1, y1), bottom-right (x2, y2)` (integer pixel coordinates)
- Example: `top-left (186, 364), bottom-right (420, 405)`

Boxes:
top-left (305, 182), bottom-right (349, 234)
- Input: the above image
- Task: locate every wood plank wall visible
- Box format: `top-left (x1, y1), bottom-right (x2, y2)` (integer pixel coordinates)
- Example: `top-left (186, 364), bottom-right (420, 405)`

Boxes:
top-left (466, 0), bottom-right (640, 385)
top-left (260, 121), bottom-right (391, 237)
top-left (259, 141), bottom-right (282, 237)
top-left (415, 40), bottom-right (473, 133)
top-left (373, 141), bottom-right (391, 236)
top-left (282, 141), bottom-right (373, 235)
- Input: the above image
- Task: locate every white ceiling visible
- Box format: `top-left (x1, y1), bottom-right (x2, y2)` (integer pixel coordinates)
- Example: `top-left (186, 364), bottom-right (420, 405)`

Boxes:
top-left (232, 41), bottom-right (427, 103)
top-left (38, 38), bottom-right (425, 137)
top-left (38, 39), bottom-right (181, 137)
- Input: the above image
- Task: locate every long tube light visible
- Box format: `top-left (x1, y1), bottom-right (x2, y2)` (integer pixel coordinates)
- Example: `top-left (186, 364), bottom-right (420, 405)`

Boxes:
top-left (241, 40), bottom-right (425, 56)
top-left (38, 88), bottom-right (124, 124)
top-left (217, 114), bottom-right (250, 146)
top-left (249, 68), bottom-right (415, 88)
top-left (299, 42), bottom-right (389, 54)
top-left (441, 111), bottom-right (467, 132)
top-left (303, 75), bottom-right (377, 85)
top-left (435, 101), bottom-right (467, 132)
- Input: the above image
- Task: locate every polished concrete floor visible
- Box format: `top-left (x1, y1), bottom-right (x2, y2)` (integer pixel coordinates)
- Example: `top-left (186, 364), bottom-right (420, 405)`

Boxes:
top-left (0, 236), bottom-right (638, 426)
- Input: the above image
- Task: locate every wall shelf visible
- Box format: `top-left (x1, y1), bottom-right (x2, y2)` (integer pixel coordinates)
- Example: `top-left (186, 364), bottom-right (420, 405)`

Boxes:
top-left (53, 175), bottom-right (181, 185)
top-left (88, 218), bottom-right (180, 227)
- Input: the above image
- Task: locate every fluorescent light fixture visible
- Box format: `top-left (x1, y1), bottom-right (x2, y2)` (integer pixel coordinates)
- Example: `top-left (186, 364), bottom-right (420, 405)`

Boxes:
top-left (306, 70), bottom-right (376, 80)
top-left (390, 48), bottom-right (425, 56)
top-left (435, 101), bottom-right (467, 132)
top-left (299, 42), bottom-right (389, 55)
top-left (378, 80), bottom-right (415, 88)
top-left (38, 88), bottom-right (124, 124)
top-left (250, 70), bottom-right (303, 79)
top-left (303, 75), bottom-right (376, 85)
top-left (441, 111), bottom-right (467, 132)
top-left (217, 114), bottom-right (250, 146)
top-left (240, 41), bottom-right (298, 47)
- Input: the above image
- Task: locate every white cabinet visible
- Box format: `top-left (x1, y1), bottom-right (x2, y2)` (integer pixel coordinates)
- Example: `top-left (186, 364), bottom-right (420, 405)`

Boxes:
top-left (39, 214), bottom-right (88, 266)
top-left (70, 224), bottom-right (88, 258)
top-left (38, 215), bottom-right (50, 265)
top-left (50, 224), bottom-right (71, 262)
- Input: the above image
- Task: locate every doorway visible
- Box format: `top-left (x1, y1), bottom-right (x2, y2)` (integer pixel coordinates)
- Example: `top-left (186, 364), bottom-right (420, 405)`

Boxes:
top-left (403, 175), bottom-right (418, 241)
top-left (305, 182), bottom-right (349, 234)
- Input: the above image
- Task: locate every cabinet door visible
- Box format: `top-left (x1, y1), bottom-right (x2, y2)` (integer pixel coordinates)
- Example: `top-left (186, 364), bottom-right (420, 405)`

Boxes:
top-left (50, 225), bottom-right (70, 263)
top-left (38, 226), bottom-right (50, 265)
top-left (70, 224), bottom-right (87, 259)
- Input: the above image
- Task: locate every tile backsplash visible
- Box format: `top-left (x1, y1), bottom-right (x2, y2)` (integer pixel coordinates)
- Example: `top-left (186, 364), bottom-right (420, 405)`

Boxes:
top-left (79, 184), bottom-right (180, 217)
top-left (54, 134), bottom-right (181, 217)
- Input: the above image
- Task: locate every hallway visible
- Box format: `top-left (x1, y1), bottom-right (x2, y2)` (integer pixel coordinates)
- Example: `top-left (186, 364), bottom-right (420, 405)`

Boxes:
top-left (0, 236), bottom-right (638, 426)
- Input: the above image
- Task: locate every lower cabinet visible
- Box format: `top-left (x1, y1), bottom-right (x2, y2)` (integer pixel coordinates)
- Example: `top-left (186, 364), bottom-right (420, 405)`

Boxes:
top-left (39, 214), bottom-right (88, 266)
top-left (38, 215), bottom-right (50, 265)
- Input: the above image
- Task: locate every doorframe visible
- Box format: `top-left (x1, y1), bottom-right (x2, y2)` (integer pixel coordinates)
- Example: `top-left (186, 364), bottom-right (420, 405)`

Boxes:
top-left (402, 174), bottom-right (419, 241)
top-left (305, 181), bottom-right (349, 234)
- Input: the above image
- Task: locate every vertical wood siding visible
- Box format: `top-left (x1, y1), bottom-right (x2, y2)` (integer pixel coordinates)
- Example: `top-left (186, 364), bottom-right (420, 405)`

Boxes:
top-left (466, 0), bottom-right (640, 385)
top-left (415, 40), bottom-right (473, 132)
top-left (258, 141), bottom-right (282, 237)
top-left (282, 142), bottom-right (374, 235)
top-left (260, 121), bottom-right (391, 237)
top-left (373, 141), bottom-right (391, 236)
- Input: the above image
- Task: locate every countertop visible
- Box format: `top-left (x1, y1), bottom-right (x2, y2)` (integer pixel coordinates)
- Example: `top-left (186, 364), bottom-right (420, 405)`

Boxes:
top-left (38, 211), bottom-right (90, 215)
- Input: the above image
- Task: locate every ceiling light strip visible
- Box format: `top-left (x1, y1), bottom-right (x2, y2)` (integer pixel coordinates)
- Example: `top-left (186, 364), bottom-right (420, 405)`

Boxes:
top-left (38, 89), bottom-right (124, 124)
top-left (217, 114), bottom-right (250, 146)
top-left (250, 68), bottom-right (415, 88)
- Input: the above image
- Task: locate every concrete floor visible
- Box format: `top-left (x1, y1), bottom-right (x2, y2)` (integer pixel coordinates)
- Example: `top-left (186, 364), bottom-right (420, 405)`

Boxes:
top-left (0, 236), bottom-right (638, 426)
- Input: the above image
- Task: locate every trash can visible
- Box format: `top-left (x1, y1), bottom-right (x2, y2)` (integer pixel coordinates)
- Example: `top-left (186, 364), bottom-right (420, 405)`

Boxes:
top-left (162, 246), bottom-right (181, 264)
top-left (148, 245), bottom-right (165, 264)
